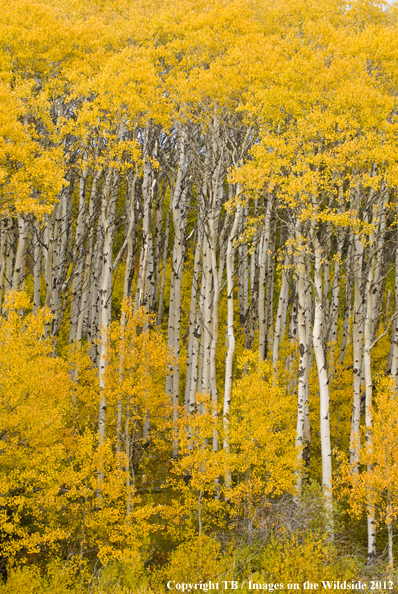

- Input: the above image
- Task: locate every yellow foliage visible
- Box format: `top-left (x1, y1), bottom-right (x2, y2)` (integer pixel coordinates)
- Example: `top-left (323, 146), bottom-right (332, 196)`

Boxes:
top-left (245, 531), bottom-right (359, 592)
top-left (104, 301), bottom-right (173, 458)
top-left (167, 353), bottom-right (298, 539)
top-left (0, 294), bottom-right (168, 574)
top-left (161, 535), bottom-right (228, 585)
top-left (1, 0), bottom-right (398, 585)
top-left (229, 352), bottom-right (299, 506)
top-left (337, 376), bottom-right (398, 527)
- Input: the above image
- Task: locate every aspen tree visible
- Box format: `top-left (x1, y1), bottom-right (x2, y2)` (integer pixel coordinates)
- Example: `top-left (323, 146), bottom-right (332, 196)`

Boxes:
top-left (363, 220), bottom-right (377, 561)
top-left (294, 229), bottom-right (311, 493)
top-left (311, 219), bottom-right (333, 526)
top-left (134, 131), bottom-right (156, 314)
top-left (264, 215), bottom-right (276, 356)
top-left (185, 221), bottom-right (204, 412)
top-left (166, 127), bottom-right (190, 455)
top-left (258, 197), bottom-right (273, 360)
top-left (238, 209), bottom-right (249, 328)
top-left (69, 151), bottom-right (89, 343)
top-left (208, 188), bottom-right (229, 454)
top-left (390, 238), bottom-right (398, 387)
top-left (89, 224), bottom-right (105, 364)
top-left (2, 220), bottom-right (16, 304)
top-left (272, 253), bottom-right (290, 370)
top-left (350, 190), bottom-right (366, 469)
top-left (157, 207), bottom-right (171, 327)
top-left (120, 168), bottom-right (139, 302)
top-left (200, 248), bottom-right (213, 399)
top-left (76, 167), bottom-right (103, 343)
top-left (339, 240), bottom-right (353, 366)
top-left (0, 222), bottom-right (6, 304)
top-left (360, 188), bottom-right (390, 560)
top-left (224, 186), bottom-right (242, 486)
top-left (153, 173), bottom-right (166, 314)
top-left (327, 232), bottom-right (344, 349)
top-left (11, 216), bottom-right (28, 292)
top-left (98, 168), bottom-right (119, 445)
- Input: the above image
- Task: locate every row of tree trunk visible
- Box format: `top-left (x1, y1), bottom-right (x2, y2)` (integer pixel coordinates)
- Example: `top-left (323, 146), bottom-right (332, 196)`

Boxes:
top-left (1, 120), bottom-right (396, 559)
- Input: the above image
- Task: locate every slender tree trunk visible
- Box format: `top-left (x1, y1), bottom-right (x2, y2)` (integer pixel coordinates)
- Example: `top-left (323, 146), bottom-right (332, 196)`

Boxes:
top-left (185, 224), bottom-right (203, 408)
top-left (294, 233), bottom-right (310, 493)
top-left (312, 231), bottom-right (333, 530)
top-left (12, 216), bottom-right (28, 292)
top-left (264, 215), bottom-right (276, 358)
top-left (98, 168), bottom-right (118, 445)
top-left (259, 196), bottom-right (272, 360)
top-left (350, 231), bottom-right (364, 468)
top-left (157, 207), bottom-right (170, 326)
top-left (32, 219), bottom-right (41, 309)
top-left (166, 128), bottom-right (190, 456)
top-left (76, 168), bottom-right (102, 342)
top-left (273, 253), bottom-right (290, 370)
top-left (364, 230), bottom-right (376, 561)
top-left (0, 222), bottom-right (6, 306)
top-left (224, 197), bottom-right (241, 487)
top-left (339, 240), bottom-right (353, 366)
top-left (391, 240), bottom-right (398, 387)
top-left (69, 154), bottom-right (89, 342)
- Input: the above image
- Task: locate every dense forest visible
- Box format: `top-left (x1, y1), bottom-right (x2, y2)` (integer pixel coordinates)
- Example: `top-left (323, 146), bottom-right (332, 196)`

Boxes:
top-left (1, 0), bottom-right (398, 591)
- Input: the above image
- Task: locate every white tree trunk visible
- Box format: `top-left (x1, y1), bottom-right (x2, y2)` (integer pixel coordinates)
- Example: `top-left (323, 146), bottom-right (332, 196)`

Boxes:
top-left (259, 196), bottom-right (272, 360)
top-left (224, 199), bottom-right (241, 486)
top-left (273, 252), bottom-right (290, 370)
top-left (98, 168), bottom-right (117, 445)
top-left (12, 215), bottom-right (28, 292)
top-left (70, 154), bottom-right (89, 342)
top-left (185, 224), bottom-right (203, 408)
top-left (294, 234), bottom-right (310, 493)
top-left (364, 255), bottom-right (376, 561)
top-left (350, 231), bottom-right (364, 468)
top-left (166, 128), bottom-right (190, 456)
top-left (312, 233), bottom-right (333, 528)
